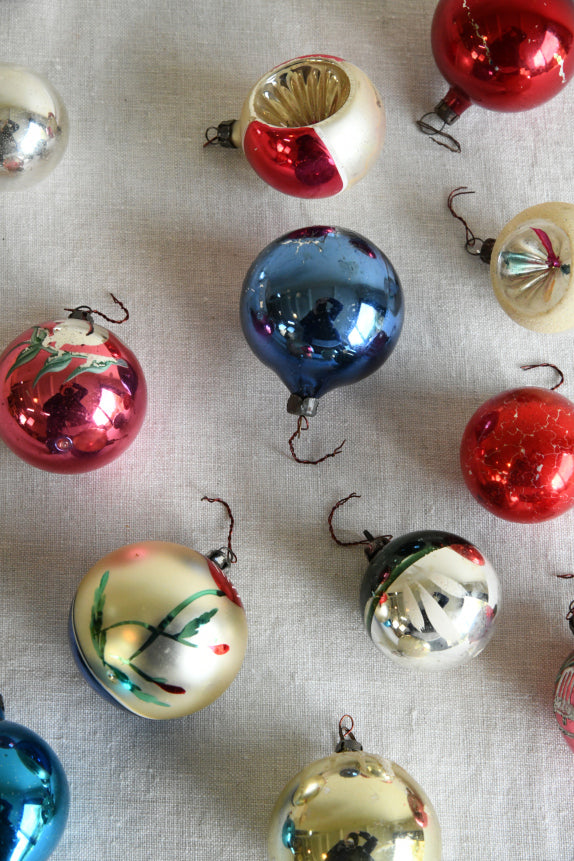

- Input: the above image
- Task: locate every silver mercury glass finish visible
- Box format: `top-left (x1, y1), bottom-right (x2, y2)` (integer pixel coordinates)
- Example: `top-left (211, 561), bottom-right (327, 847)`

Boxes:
top-left (496, 220), bottom-right (571, 315)
top-left (0, 62), bottom-right (69, 190)
top-left (362, 533), bottom-right (499, 671)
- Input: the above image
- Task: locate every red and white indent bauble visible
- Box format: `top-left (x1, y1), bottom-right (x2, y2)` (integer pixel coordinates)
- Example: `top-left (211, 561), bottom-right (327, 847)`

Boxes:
top-left (216, 55), bottom-right (384, 198)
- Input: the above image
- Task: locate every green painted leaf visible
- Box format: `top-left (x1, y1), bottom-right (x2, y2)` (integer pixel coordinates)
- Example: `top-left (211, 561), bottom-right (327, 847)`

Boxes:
top-left (110, 663), bottom-right (170, 706)
top-left (176, 608), bottom-right (218, 641)
top-left (93, 571), bottom-right (109, 616)
top-left (127, 665), bottom-right (170, 686)
top-left (5, 343), bottom-right (42, 379)
top-left (89, 571), bottom-right (109, 660)
top-left (109, 665), bottom-right (132, 688)
top-left (130, 687), bottom-right (170, 707)
top-left (65, 357), bottom-right (128, 382)
top-left (128, 589), bottom-right (224, 661)
top-left (33, 352), bottom-right (74, 385)
top-left (30, 327), bottom-right (49, 346)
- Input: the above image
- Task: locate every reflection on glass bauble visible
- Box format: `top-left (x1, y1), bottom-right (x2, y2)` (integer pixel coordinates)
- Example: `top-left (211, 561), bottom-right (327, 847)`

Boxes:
top-left (240, 226), bottom-right (403, 414)
top-left (554, 648), bottom-right (574, 752)
top-left (251, 57), bottom-right (351, 128)
top-left (0, 700), bottom-right (69, 861)
top-left (360, 531), bottom-right (499, 671)
top-left (269, 737), bottom-right (441, 860)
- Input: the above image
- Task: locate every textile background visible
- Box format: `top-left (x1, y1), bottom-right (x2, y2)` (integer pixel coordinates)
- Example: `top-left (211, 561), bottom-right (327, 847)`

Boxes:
top-left (1, 2), bottom-right (573, 859)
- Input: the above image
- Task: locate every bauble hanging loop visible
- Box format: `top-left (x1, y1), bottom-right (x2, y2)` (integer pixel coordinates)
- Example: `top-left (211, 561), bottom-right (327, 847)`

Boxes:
top-left (69, 498), bottom-right (248, 719)
top-left (0, 696), bottom-right (69, 861)
top-left (240, 226), bottom-right (404, 420)
top-left (329, 494), bottom-right (500, 670)
top-left (460, 364), bottom-right (574, 522)
top-left (420, 0), bottom-right (574, 145)
top-left (0, 297), bottom-right (146, 473)
top-left (206, 55), bottom-right (385, 198)
top-left (0, 62), bottom-right (69, 190)
top-left (448, 189), bottom-right (574, 333)
top-left (288, 415), bottom-right (345, 466)
top-left (268, 716), bottom-right (442, 860)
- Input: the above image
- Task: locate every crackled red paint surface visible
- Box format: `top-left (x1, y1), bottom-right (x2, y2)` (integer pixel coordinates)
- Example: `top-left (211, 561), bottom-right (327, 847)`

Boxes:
top-left (460, 386), bottom-right (574, 522)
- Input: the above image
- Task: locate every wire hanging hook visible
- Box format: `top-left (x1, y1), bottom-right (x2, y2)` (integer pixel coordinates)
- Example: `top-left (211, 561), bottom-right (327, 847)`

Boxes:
top-left (335, 714), bottom-right (363, 752)
top-left (416, 112), bottom-right (461, 153)
top-left (447, 187), bottom-right (495, 262)
top-left (203, 119), bottom-right (238, 149)
top-left (520, 362), bottom-right (564, 391)
top-left (202, 496), bottom-right (237, 563)
top-left (327, 493), bottom-right (391, 556)
top-left (65, 293), bottom-right (130, 335)
top-left (288, 415), bottom-right (345, 465)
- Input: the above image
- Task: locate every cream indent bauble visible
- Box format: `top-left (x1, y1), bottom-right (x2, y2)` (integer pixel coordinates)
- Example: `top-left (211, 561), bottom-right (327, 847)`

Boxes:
top-left (490, 202), bottom-right (574, 333)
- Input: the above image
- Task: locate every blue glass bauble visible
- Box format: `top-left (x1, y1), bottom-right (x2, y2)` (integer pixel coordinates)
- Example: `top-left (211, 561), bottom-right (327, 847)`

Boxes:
top-left (0, 699), bottom-right (69, 861)
top-left (240, 226), bottom-right (404, 414)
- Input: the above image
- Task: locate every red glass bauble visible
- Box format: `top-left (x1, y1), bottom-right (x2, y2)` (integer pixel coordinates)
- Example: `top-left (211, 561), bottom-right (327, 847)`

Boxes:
top-left (431, 0), bottom-right (574, 120)
top-left (460, 386), bottom-right (574, 522)
top-left (0, 316), bottom-right (146, 473)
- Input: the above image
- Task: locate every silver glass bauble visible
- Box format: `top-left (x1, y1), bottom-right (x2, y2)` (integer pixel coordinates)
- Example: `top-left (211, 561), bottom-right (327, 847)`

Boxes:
top-left (268, 720), bottom-right (441, 860)
top-left (360, 530), bottom-right (499, 671)
top-left (0, 63), bottom-right (69, 190)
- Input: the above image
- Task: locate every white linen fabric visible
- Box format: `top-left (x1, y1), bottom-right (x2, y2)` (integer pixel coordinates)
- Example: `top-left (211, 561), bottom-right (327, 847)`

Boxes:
top-left (1, 1), bottom-right (573, 859)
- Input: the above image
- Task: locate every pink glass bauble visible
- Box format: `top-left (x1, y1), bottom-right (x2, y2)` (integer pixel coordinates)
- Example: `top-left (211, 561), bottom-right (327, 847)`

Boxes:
top-left (555, 650), bottom-right (574, 752)
top-left (0, 316), bottom-right (146, 473)
top-left (460, 386), bottom-right (574, 522)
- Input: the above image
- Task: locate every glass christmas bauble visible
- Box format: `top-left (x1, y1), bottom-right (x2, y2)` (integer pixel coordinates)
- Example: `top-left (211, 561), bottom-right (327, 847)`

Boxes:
top-left (0, 699), bottom-right (69, 861)
top-left (0, 315), bottom-right (146, 473)
top-left (268, 729), bottom-right (441, 860)
top-left (213, 55), bottom-right (384, 198)
top-left (460, 386), bottom-right (574, 522)
top-left (554, 650), bottom-right (574, 752)
top-left (0, 63), bottom-right (69, 190)
top-left (240, 226), bottom-right (403, 416)
top-left (360, 531), bottom-right (499, 671)
top-left (490, 202), bottom-right (574, 333)
top-left (70, 541), bottom-right (248, 719)
top-left (430, 0), bottom-right (574, 122)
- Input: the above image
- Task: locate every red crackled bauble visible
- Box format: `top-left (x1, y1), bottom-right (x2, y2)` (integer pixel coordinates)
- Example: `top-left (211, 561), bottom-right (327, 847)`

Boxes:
top-left (431, 0), bottom-right (574, 120)
top-left (460, 386), bottom-right (574, 522)
top-left (0, 315), bottom-right (146, 473)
